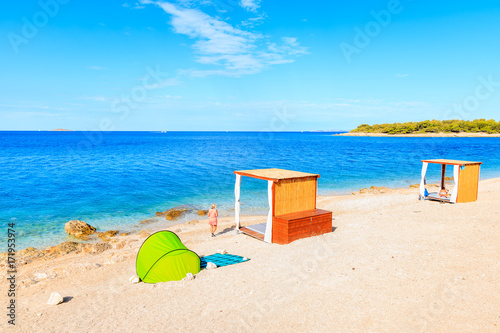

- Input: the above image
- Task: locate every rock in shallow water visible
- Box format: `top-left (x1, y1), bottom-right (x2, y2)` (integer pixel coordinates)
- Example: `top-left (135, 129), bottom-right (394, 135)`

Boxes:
top-left (64, 220), bottom-right (96, 239)
top-left (47, 292), bottom-right (64, 305)
top-left (97, 230), bottom-right (119, 241)
top-left (165, 209), bottom-right (188, 220)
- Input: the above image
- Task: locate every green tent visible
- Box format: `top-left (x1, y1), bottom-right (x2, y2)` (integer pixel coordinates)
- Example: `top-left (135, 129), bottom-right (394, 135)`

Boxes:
top-left (136, 231), bottom-right (201, 283)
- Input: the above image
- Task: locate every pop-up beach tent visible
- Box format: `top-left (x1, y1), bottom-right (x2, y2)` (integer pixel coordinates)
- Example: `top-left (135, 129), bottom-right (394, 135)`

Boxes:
top-left (419, 159), bottom-right (482, 203)
top-left (136, 231), bottom-right (200, 283)
top-left (234, 168), bottom-right (332, 244)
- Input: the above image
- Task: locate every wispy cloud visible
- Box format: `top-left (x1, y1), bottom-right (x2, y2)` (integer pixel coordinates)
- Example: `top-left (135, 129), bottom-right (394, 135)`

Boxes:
top-left (240, 0), bottom-right (261, 13)
top-left (80, 96), bottom-right (108, 102)
top-left (140, 0), bottom-right (308, 77)
top-left (396, 73), bottom-right (409, 78)
top-left (123, 2), bottom-right (145, 9)
top-left (88, 65), bottom-right (107, 70)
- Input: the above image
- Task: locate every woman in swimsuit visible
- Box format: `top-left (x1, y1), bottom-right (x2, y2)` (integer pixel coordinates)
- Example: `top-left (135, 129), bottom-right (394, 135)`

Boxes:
top-left (208, 203), bottom-right (218, 237)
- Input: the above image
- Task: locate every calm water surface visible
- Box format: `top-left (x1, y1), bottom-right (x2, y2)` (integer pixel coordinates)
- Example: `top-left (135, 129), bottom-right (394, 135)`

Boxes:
top-left (1, 131), bottom-right (499, 249)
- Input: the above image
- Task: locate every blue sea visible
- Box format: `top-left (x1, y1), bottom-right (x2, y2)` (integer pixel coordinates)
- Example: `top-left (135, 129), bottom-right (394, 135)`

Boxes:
top-left (1, 131), bottom-right (500, 250)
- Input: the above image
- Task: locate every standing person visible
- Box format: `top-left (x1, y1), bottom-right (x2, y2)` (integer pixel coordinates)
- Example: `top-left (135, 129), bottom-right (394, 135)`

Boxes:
top-left (208, 203), bottom-right (218, 237)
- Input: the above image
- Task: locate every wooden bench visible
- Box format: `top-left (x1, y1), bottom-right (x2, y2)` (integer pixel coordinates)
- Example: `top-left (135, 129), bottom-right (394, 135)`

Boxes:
top-left (272, 209), bottom-right (332, 245)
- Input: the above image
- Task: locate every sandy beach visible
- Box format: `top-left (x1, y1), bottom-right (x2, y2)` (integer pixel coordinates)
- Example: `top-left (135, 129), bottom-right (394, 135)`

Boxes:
top-left (337, 132), bottom-right (500, 137)
top-left (3, 179), bottom-right (500, 332)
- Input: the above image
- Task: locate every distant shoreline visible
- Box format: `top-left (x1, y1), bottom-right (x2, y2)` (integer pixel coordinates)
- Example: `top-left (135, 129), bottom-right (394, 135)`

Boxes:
top-left (337, 132), bottom-right (500, 137)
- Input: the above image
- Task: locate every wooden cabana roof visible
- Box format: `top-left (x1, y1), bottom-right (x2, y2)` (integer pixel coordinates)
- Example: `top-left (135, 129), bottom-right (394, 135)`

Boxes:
top-left (234, 168), bottom-right (320, 182)
top-left (422, 159), bottom-right (482, 166)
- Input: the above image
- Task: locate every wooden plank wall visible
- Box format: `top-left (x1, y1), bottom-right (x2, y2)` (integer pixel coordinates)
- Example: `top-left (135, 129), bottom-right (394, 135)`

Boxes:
top-left (457, 164), bottom-right (480, 203)
top-left (274, 177), bottom-right (317, 216)
top-left (272, 209), bottom-right (332, 244)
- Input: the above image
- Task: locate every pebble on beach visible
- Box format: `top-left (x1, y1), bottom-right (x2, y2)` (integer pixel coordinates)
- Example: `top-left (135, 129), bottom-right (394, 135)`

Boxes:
top-left (183, 273), bottom-right (195, 281)
top-left (47, 292), bottom-right (64, 305)
top-left (129, 275), bottom-right (140, 284)
top-left (206, 262), bottom-right (217, 270)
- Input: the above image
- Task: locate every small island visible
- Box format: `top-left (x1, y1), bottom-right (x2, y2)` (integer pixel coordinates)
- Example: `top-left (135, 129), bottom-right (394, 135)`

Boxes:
top-left (50, 129), bottom-right (73, 131)
top-left (340, 119), bottom-right (500, 137)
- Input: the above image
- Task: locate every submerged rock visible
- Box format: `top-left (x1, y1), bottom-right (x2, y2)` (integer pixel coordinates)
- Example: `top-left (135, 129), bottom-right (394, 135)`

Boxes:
top-left (197, 210), bottom-right (208, 216)
top-left (165, 208), bottom-right (189, 220)
top-left (140, 218), bottom-right (157, 224)
top-left (64, 220), bottom-right (96, 239)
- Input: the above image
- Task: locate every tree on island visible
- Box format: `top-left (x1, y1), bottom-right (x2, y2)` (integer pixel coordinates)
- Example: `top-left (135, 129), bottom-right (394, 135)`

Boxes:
top-left (350, 119), bottom-right (500, 134)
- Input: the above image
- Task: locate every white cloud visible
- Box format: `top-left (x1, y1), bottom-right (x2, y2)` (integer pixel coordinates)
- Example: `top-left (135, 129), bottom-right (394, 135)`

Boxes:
top-left (88, 66), bottom-right (107, 70)
top-left (240, 0), bottom-right (261, 13)
top-left (141, 1), bottom-right (308, 76)
top-left (396, 73), bottom-right (409, 78)
top-left (80, 96), bottom-right (107, 102)
top-left (123, 2), bottom-right (145, 9)
top-left (165, 94), bottom-right (182, 99)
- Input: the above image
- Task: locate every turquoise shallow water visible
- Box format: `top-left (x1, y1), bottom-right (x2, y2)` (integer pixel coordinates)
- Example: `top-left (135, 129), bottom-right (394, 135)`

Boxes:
top-left (1, 131), bottom-right (499, 249)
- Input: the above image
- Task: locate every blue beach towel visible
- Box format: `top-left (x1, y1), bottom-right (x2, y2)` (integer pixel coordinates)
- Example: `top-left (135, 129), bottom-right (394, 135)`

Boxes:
top-left (200, 253), bottom-right (250, 269)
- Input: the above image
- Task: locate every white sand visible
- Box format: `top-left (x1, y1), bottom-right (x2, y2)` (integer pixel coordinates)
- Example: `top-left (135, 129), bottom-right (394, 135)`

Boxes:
top-left (3, 179), bottom-right (500, 332)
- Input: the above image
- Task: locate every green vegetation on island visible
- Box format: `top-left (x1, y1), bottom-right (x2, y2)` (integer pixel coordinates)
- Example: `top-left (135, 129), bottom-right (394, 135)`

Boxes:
top-left (350, 119), bottom-right (500, 134)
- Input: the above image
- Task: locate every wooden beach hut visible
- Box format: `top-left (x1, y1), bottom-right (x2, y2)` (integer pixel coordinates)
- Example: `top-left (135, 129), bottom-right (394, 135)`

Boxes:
top-left (234, 168), bottom-right (332, 244)
top-left (419, 159), bottom-right (482, 203)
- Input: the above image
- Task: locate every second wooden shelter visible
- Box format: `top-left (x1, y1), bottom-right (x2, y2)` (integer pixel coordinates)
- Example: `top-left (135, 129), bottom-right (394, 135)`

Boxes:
top-left (234, 168), bottom-right (332, 244)
top-left (420, 159), bottom-right (482, 203)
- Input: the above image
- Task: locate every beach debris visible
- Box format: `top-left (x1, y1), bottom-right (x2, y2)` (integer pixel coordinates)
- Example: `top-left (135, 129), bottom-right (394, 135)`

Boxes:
top-left (47, 292), bottom-right (64, 305)
top-left (129, 275), bottom-right (140, 284)
top-left (94, 263), bottom-right (101, 267)
top-left (242, 257), bottom-right (248, 261)
top-left (197, 210), bottom-right (208, 216)
top-left (34, 273), bottom-right (48, 280)
top-left (217, 249), bottom-right (227, 255)
top-left (206, 262), bottom-right (217, 270)
top-left (183, 273), bottom-right (195, 281)
top-left (97, 230), bottom-right (119, 241)
top-left (64, 220), bottom-right (96, 239)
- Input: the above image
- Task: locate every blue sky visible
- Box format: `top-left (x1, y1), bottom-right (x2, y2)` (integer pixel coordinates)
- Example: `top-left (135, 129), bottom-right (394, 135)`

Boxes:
top-left (1, 0), bottom-right (499, 131)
